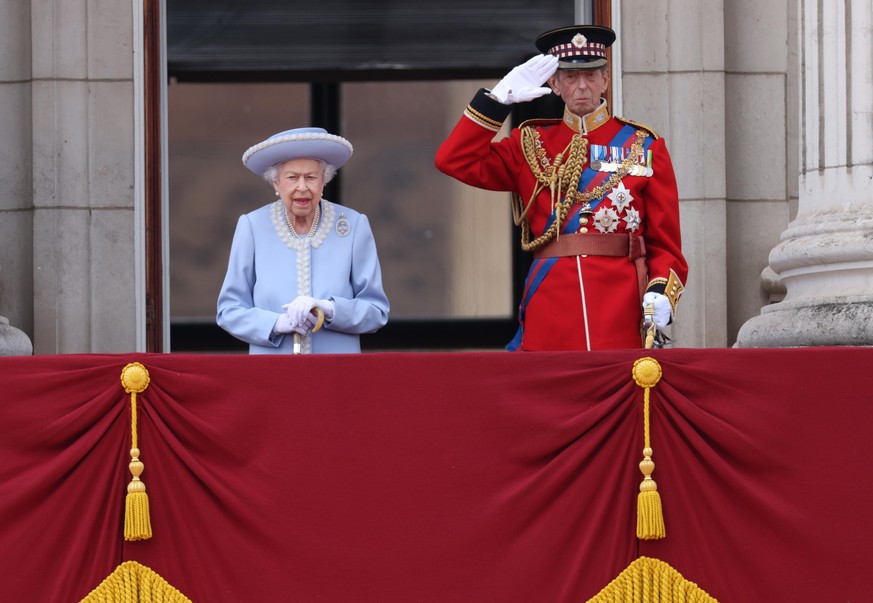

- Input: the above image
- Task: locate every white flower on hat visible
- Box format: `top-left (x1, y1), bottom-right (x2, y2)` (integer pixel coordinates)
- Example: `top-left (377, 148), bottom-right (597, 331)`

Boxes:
top-left (572, 33), bottom-right (587, 48)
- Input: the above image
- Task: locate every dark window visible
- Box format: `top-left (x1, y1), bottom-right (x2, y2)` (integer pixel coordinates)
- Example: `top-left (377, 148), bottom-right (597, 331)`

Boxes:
top-left (168, 1), bottom-right (575, 77)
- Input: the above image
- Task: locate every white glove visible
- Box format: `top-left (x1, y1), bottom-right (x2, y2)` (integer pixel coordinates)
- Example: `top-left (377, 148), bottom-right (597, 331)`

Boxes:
top-left (489, 54), bottom-right (559, 105)
top-left (288, 312), bottom-right (320, 336)
top-left (283, 296), bottom-right (335, 329)
top-left (642, 292), bottom-right (672, 329)
top-left (273, 313), bottom-right (295, 334)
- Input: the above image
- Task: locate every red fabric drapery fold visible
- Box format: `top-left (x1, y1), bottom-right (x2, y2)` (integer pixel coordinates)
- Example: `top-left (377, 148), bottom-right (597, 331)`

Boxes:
top-left (0, 348), bottom-right (869, 602)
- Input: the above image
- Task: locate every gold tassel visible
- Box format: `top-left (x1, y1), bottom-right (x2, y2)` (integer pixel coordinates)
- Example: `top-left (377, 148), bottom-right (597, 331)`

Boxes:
top-left (120, 362), bottom-right (153, 541)
top-left (637, 447), bottom-right (665, 539)
top-left (632, 357), bottom-right (666, 540)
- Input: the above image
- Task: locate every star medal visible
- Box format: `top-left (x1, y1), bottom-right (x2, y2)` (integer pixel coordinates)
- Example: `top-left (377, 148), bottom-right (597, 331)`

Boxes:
top-left (607, 181), bottom-right (634, 212)
top-left (593, 206), bottom-right (620, 233)
top-left (624, 207), bottom-right (641, 232)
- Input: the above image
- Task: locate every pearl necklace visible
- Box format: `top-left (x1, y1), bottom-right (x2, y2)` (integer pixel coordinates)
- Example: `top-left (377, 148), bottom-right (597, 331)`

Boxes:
top-left (283, 202), bottom-right (321, 238)
top-left (270, 199), bottom-right (335, 355)
top-left (271, 199), bottom-right (333, 252)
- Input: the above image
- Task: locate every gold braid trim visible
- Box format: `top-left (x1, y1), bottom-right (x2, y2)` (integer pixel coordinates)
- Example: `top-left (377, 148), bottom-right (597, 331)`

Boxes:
top-left (586, 556), bottom-right (719, 602)
top-left (464, 105), bottom-right (503, 131)
top-left (664, 269), bottom-right (685, 315)
top-left (514, 127), bottom-right (649, 252)
top-left (80, 561), bottom-right (192, 603)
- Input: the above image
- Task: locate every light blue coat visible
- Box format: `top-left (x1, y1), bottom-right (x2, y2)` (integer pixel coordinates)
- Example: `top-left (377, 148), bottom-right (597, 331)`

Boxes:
top-left (217, 200), bottom-right (389, 354)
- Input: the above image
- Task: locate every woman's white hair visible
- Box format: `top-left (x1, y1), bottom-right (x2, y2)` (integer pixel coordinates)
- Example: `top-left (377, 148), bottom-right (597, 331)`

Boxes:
top-left (263, 159), bottom-right (338, 185)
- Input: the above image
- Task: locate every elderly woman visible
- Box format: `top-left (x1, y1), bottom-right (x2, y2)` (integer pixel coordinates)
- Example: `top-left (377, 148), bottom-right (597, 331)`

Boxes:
top-left (217, 127), bottom-right (390, 354)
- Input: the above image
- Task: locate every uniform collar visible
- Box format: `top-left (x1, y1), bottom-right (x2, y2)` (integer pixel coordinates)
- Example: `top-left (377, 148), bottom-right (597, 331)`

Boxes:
top-left (562, 100), bottom-right (610, 134)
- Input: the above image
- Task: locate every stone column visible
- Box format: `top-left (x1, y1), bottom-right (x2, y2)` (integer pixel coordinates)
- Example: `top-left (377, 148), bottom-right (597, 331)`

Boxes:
top-left (0, 2), bottom-right (34, 344)
top-left (736, 0), bottom-right (873, 347)
top-left (30, 0), bottom-right (138, 353)
top-left (621, 0), bottom-right (728, 347)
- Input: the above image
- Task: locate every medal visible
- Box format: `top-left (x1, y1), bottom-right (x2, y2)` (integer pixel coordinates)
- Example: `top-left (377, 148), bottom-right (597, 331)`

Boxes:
top-left (593, 206), bottom-right (620, 233)
top-left (624, 207), bottom-right (641, 232)
top-left (607, 181), bottom-right (634, 212)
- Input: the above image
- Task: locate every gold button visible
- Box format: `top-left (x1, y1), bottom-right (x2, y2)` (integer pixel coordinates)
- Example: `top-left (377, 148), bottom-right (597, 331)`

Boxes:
top-left (579, 217), bottom-right (588, 225)
top-left (580, 227), bottom-right (588, 233)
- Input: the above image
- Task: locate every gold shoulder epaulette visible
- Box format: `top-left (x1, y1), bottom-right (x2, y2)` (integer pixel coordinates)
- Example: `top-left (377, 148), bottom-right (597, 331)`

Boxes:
top-left (615, 116), bottom-right (660, 139)
top-left (518, 117), bottom-right (563, 130)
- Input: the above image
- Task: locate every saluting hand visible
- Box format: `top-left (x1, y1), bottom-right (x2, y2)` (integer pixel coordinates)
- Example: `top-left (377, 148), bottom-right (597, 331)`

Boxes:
top-left (489, 54), bottom-right (559, 105)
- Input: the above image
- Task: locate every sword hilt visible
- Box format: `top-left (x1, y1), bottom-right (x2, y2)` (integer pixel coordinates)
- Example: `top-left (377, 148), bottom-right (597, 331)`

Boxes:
top-left (643, 303), bottom-right (656, 350)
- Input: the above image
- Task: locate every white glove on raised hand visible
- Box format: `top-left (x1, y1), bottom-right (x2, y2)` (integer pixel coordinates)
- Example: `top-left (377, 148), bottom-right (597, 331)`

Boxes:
top-left (283, 296), bottom-right (336, 329)
top-left (642, 292), bottom-right (672, 329)
top-left (273, 313), bottom-right (295, 335)
top-left (489, 54), bottom-right (559, 105)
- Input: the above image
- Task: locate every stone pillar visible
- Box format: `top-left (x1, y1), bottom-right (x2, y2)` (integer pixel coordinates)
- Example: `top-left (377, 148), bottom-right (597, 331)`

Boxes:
top-left (0, 2), bottom-right (35, 343)
top-left (736, 0), bottom-right (873, 347)
top-left (621, 0), bottom-right (728, 347)
top-left (30, 0), bottom-right (138, 353)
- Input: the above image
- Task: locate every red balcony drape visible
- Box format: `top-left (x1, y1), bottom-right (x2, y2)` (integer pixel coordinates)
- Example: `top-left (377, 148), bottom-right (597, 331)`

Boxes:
top-left (0, 348), bottom-right (869, 601)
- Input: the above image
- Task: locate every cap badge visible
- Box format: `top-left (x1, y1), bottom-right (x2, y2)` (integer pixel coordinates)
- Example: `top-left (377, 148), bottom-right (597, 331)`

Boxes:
top-left (572, 33), bottom-right (587, 48)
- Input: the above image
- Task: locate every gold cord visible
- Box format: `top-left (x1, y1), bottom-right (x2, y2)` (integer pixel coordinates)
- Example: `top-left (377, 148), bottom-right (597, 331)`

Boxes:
top-left (632, 357), bottom-right (666, 540)
top-left (121, 362), bottom-right (153, 541)
top-left (515, 127), bottom-right (649, 251)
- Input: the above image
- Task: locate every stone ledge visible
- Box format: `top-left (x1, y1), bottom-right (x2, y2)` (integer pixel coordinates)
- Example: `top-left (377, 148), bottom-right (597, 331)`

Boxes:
top-left (735, 300), bottom-right (873, 347)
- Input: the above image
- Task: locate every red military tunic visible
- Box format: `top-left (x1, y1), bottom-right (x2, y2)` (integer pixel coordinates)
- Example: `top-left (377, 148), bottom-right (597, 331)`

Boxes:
top-left (435, 89), bottom-right (688, 351)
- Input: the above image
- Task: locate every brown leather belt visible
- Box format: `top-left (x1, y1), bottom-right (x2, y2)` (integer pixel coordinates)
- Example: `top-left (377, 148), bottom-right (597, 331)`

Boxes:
top-left (533, 233), bottom-right (648, 299)
top-left (533, 233), bottom-right (644, 260)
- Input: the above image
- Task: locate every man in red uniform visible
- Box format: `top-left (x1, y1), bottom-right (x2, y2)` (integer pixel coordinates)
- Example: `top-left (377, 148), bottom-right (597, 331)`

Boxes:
top-left (435, 25), bottom-right (688, 351)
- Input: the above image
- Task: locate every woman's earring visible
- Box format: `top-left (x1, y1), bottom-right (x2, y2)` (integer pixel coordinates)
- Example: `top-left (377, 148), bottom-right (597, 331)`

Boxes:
top-left (275, 191), bottom-right (280, 197)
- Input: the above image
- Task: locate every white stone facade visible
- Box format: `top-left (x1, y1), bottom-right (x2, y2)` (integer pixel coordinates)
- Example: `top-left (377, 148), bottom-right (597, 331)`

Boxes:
top-left (736, 0), bottom-right (873, 347)
top-left (0, 0), bottom-right (138, 354)
top-left (0, 1), bottom-right (868, 352)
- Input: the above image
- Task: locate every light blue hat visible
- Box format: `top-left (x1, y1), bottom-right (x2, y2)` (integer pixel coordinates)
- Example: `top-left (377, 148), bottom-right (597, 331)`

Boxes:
top-left (242, 127), bottom-right (353, 176)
